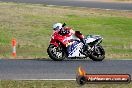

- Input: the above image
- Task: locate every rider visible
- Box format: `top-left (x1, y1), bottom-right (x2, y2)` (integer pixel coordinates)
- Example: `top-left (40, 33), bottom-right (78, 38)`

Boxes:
top-left (52, 23), bottom-right (88, 55)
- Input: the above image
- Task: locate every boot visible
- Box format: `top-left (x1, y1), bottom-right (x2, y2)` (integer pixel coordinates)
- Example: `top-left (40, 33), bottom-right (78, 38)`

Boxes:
top-left (83, 44), bottom-right (88, 52)
top-left (80, 38), bottom-right (89, 56)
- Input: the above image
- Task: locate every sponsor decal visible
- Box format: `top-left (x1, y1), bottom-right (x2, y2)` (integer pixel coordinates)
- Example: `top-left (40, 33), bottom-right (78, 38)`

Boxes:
top-left (68, 42), bottom-right (80, 55)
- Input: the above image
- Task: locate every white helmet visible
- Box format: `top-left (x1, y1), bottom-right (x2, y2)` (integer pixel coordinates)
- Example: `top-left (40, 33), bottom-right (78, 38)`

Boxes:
top-left (53, 23), bottom-right (62, 31)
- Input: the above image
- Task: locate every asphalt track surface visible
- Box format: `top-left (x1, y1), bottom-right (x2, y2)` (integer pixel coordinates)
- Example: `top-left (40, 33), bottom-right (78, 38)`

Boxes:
top-left (0, 59), bottom-right (132, 80)
top-left (0, 0), bottom-right (132, 10)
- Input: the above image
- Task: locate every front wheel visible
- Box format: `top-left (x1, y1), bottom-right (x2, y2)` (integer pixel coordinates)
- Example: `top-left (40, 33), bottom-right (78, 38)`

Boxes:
top-left (47, 44), bottom-right (66, 61)
top-left (89, 45), bottom-right (105, 61)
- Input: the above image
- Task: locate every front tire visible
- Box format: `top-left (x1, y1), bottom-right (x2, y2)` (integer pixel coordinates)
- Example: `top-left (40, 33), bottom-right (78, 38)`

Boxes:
top-left (89, 45), bottom-right (105, 61)
top-left (47, 44), bottom-right (66, 61)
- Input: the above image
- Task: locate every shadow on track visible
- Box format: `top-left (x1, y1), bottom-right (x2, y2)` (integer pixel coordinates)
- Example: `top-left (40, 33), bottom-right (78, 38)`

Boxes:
top-left (31, 58), bottom-right (106, 63)
top-left (0, 58), bottom-right (107, 63)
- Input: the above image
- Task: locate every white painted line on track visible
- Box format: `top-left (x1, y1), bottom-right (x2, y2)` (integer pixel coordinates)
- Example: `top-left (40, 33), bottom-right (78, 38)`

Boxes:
top-left (13, 79), bottom-right (76, 81)
top-left (118, 59), bottom-right (132, 60)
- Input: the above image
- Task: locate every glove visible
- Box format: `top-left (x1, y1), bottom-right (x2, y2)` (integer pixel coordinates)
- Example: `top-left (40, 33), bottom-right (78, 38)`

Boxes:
top-left (59, 29), bottom-right (70, 35)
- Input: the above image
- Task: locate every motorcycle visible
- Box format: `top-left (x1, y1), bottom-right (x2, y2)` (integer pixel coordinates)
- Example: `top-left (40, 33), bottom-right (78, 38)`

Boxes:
top-left (47, 23), bottom-right (105, 61)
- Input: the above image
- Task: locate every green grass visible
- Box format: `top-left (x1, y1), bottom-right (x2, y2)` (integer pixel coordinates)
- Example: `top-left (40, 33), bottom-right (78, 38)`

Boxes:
top-left (0, 80), bottom-right (132, 88)
top-left (0, 2), bottom-right (132, 59)
top-left (115, 0), bottom-right (132, 1)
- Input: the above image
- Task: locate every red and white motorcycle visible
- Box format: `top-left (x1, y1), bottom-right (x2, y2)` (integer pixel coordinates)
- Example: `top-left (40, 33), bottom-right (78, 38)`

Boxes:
top-left (47, 23), bottom-right (105, 61)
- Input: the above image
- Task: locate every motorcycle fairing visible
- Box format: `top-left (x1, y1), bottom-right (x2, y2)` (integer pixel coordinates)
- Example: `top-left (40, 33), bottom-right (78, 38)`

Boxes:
top-left (50, 31), bottom-right (76, 47)
top-left (85, 35), bottom-right (102, 44)
top-left (67, 41), bottom-right (85, 57)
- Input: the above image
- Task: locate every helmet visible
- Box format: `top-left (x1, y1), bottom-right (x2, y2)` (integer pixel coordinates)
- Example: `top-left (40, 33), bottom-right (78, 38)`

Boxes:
top-left (53, 23), bottom-right (62, 31)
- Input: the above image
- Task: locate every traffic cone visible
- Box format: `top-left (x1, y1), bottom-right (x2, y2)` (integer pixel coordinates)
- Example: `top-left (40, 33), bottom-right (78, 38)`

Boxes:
top-left (12, 38), bottom-right (16, 57)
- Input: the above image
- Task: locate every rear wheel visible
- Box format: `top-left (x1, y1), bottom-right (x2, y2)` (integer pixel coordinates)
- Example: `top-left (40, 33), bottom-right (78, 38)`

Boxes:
top-left (47, 44), bottom-right (66, 61)
top-left (89, 45), bottom-right (105, 61)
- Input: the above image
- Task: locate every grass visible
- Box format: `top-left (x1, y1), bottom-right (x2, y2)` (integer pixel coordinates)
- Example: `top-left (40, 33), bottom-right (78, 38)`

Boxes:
top-left (0, 80), bottom-right (132, 88)
top-left (0, 2), bottom-right (132, 59)
top-left (115, 0), bottom-right (132, 1)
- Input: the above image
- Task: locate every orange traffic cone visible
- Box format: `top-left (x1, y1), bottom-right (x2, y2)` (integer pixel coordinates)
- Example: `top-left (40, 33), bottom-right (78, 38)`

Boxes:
top-left (12, 38), bottom-right (16, 57)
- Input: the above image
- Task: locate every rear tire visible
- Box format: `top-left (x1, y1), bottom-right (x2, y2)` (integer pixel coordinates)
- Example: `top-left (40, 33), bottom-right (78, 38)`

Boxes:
top-left (89, 45), bottom-right (105, 61)
top-left (47, 44), bottom-right (66, 61)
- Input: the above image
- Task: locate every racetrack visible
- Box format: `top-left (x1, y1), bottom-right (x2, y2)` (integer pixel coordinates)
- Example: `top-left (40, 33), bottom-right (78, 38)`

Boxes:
top-left (0, 59), bottom-right (132, 80)
top-left (0, 0), bottom-right (132, 10)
